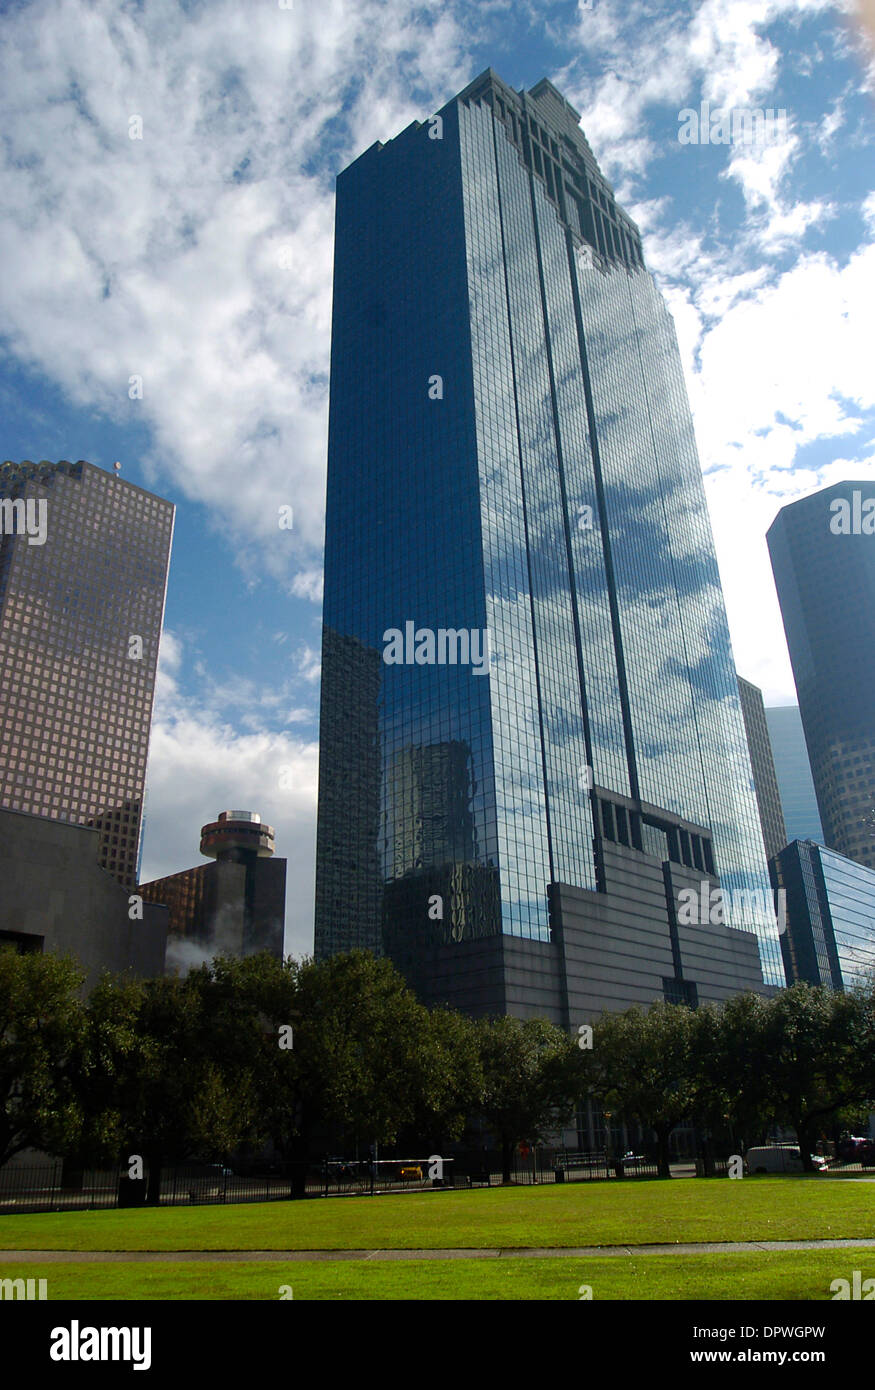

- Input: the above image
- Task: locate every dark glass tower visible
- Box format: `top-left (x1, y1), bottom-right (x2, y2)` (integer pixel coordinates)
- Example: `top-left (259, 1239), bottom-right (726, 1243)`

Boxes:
top-left (0, 459), bottom-right (174, 888)
top-left (767, 482), bottom-right (875, 871)
top-left (315, 70), bottom-right (784, 1018)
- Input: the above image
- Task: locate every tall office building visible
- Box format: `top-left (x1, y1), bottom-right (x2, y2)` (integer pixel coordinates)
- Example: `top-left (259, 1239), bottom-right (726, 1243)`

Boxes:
top-left (737, 676), bottom-right (788, 861)
top-left (771, 839), bottom-right (875, 991)
top-left (315, 70), bottom-right (783, 1020)
top-left (0, 460), bottom-right (174, 888)
top-left (767, 482), bottom-right (875, 871)
top-left (764, 705), bottom-right (824, 844)
top-left (314, 629), bottom-right (382, 955)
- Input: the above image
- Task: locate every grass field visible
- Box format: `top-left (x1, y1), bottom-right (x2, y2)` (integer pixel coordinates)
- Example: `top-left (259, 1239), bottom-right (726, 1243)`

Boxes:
top-left (7, 1249), bottom-right (874, 1300)
top-left (1, 1176), bottom-right (872, 1251)
top-left (2, 1178), bottom-right (873, 1300)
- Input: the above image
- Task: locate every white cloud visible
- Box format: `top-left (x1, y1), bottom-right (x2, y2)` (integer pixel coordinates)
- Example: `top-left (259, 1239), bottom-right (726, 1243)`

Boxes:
top-left (690, 241), bottom-right (875, 700)
top-left (562, 0), bottom-right (837, 231)
top-left (691, 245), bottom-right (875, 468)
top-left (295, 643), bottom-right (321, 683)
top-left (155, 627), bottom-right (183, 683)
top-left (0, 0), bottom-right (475, 585)
top-left (186, 664), bottom-right (316, 729)
top-left (711, 447), bottom-right (875, 705)
top-left (814, 93), bottom-right (847, 151)
top-left (291, 567), bottom-right (324, 603)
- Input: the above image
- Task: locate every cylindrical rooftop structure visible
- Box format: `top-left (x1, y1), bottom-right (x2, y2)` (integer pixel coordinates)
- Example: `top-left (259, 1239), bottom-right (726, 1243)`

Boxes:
top-left (200, 810), bottom-right (275, 860)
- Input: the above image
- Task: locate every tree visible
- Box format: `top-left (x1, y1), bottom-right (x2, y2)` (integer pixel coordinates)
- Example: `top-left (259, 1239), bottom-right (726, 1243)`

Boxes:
top-left (0, 948), bottom-right (85, 1168)
top-left (758, 983), bottom-right (870, 1171)
top-left (853, 975), bottom-right (875, 1102)
top-left (98, 970), bottom-right (262, 1202)
top-left (202, 952), bottom-right (305, 1193)
top-left (207, 950), bottom-right (459, 1189)
top-left (404, 1006), bottom-right (483, 1154)
top-left (699, 991), bottom-right (775, 1150)
top-left (69, 972), bottom-right (145, 1168)
top-left (289, 951), bottom-right (434, 1149)
top-left (477, 1016), bottom-right (578, 1183)
top-left (74, 950), bottom-right (474, 1201)
top-left (585, 1002), bottom-right (701, 1178)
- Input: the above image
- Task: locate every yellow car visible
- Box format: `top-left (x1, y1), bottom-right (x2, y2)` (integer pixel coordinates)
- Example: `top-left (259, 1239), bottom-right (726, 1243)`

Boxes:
top-left (400, 1165), bottom-right (422, 1181)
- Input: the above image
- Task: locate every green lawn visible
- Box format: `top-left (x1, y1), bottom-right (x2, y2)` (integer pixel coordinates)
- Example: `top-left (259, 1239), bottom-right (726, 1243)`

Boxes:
top-left (6, 1250), bottom-right (873, 1300)
top-left (1, 1177), bottom-right (873, 1253)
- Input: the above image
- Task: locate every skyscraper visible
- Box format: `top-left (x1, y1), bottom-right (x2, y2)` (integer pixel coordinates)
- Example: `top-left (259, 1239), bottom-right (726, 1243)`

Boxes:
top-left (0, 459), bottom-right (174, 888)
top-left (767, 482), bottom-right (875, 870)
top-left (315, 70), bottom-right (783, 1020)
top-left (737, 675), bottom-right (788, 861)
top-left (771, 839), bottom-right (875, 991)
top-left (764, 705), bottom-right (824, 845)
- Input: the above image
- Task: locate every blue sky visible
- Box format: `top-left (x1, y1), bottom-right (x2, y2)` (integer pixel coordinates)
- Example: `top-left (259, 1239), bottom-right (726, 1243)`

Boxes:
top-left (1, 0), bottom-right (873, 956)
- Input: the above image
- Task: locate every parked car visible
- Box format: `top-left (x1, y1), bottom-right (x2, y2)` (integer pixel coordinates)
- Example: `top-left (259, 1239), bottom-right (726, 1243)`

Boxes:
top-left (744, 1146), bottom-right (828, 1174)
top-left (837, 1136), bottom-right (875, 1164)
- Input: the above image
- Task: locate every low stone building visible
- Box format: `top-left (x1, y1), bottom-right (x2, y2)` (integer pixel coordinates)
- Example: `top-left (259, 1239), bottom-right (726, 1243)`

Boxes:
top-left (0, 806), bottom-right (168, 988)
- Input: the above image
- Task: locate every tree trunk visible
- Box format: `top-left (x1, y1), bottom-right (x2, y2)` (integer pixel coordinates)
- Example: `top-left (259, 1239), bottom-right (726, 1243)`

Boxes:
top-left (795, 1118), bottom-right (817, 1172)
top-left (0, 1113), bottom-right (21, 1170)
top-left (698, 1132), bottom-right (715, 1177)
top-left (655, 1125), bottom-right (673, 1179)
top-left (286, 1133), bottom-right (309, 1200)
top-left (286, 1162), bottom-right (307, 1200)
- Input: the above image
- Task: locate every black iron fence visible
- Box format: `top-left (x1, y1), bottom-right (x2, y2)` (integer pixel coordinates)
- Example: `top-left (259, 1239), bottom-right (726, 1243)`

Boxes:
top-left (0, 1163), bottom-right (119, 1214)
top-left (547, 1148), bottom-right (660, 1181)
top-left (0, 1157), bottom-right (457, 1213)
top-left (310, 1157), bottom-right (454, 1197)
top-left (6, 1142), bottom-right (841, 1211)
top-left (451, 1147), bottom-right (661, 1184)
top-left (553, 1149), bottom-right (659, 1181)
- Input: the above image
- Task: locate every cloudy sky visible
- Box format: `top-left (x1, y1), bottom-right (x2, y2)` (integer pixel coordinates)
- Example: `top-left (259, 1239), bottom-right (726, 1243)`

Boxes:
top-left (2, 0), bottom-right (873, 957)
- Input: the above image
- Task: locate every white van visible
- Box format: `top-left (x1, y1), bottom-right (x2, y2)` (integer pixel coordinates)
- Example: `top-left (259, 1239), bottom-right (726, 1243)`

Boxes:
top-left (744, 1145), bottom-right (828, 1174)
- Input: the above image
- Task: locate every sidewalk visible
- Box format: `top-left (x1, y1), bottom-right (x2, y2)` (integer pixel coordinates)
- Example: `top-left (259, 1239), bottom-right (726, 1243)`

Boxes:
top-left (3, 1236), bottom-right (875, 1263)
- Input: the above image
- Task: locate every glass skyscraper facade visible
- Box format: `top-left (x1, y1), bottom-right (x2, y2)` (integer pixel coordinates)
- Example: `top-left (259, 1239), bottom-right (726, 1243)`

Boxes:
top-left (0, 459), bottom-right (174, 888)
top-left (772, 839), bottom-right (875, 991)
top-left (768, 482), bottom-right (875, 871)
top-left (764, 704), bottom-right (824, 845)
top-left (316, 71), bottom-right (783, 1015)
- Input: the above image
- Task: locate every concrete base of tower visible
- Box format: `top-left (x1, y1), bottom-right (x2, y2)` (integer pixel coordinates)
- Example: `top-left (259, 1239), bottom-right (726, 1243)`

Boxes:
top-left (383, 836), bottom-right (769, 1024)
